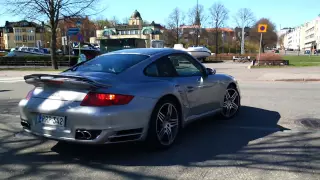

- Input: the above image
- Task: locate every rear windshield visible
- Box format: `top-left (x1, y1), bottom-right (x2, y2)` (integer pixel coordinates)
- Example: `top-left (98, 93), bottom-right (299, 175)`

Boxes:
top-left (70, 54), bottom-right (149, 74)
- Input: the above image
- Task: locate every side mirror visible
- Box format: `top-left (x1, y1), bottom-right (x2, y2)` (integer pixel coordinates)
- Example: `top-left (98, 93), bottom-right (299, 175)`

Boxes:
top-left (206, 68), bottom-right (216, 75)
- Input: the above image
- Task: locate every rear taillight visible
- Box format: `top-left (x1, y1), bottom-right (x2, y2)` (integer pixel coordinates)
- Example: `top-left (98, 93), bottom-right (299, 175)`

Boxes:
top-left (26, 88), bottom-right (35, 100)
top-left (80, 92), bottom-right (134, 107)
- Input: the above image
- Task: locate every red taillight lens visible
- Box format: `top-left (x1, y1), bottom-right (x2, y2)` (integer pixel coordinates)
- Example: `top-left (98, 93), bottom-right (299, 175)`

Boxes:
top-left (80, 92), bottom-right (134, 106)
top-left (26, 88), bottom-right (35, 100)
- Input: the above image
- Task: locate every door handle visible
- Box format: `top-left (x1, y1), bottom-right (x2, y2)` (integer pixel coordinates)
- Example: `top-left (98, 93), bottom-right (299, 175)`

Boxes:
top-left (187, 86), bottom-right (194, 89)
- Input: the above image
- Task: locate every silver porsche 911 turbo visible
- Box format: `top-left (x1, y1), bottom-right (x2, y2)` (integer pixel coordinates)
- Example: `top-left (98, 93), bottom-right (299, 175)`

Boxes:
top-left (19, 48), bottom-right (241, 149)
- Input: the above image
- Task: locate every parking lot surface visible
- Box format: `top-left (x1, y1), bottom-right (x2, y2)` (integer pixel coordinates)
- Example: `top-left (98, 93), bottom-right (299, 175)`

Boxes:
top-left (0, 63), bottom-right (319, 179)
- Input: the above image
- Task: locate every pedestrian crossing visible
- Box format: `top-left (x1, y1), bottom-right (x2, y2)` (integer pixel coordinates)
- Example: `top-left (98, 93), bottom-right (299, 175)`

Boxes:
top-left (0, 77), bottom-right (25, 83)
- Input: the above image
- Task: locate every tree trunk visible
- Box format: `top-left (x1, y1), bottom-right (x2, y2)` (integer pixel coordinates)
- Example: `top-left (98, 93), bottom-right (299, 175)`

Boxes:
top-left (215, 31), bottom-right (219, 55)
top-left (176, 27), bottom-right (179, 43)
top-left (51, 27), bottom-right (58, 69)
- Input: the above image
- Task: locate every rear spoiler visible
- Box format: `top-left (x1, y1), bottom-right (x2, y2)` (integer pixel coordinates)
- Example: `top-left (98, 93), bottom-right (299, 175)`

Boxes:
top-left (24, 74), bottom-right (110, 88)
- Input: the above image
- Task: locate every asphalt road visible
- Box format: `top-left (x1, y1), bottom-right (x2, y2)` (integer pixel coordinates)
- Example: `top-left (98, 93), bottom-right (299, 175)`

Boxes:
top-left (0, 78), bottom-right (320, 179)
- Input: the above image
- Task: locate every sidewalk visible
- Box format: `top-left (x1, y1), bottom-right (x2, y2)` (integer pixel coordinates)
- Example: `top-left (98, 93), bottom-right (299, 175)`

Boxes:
top-left (1, 63), bottom-right (320, 82)
top-left (205, 62), bottom-right (320, 82)
top-left (257, 72), bottom-right (320, 81)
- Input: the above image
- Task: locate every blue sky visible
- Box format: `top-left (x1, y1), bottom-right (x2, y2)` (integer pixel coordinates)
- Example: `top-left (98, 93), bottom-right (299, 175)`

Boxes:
top-left (0, 0), bottom-right (319, 31)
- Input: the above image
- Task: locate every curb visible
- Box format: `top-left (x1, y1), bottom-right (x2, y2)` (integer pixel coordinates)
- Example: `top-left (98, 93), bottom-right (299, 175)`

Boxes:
top-left (274, 78), bottom-right (320, 82)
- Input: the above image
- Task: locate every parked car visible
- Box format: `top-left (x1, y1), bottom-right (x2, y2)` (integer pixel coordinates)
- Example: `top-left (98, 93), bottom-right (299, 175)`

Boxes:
top-left (19, 48), bottom-right (241, 149)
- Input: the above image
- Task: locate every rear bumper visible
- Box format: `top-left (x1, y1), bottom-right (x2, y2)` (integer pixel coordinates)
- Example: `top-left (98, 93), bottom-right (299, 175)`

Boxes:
top-left (19, 96), bottom-right (158, 144)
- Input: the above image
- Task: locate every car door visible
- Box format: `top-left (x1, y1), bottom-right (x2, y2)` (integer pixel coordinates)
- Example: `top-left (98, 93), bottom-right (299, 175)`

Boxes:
top-left (167, 53), bottom-right (219, 116)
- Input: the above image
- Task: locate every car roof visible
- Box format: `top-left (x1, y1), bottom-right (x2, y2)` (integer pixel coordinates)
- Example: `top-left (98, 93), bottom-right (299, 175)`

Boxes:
top-left (107, 48), bottom-right (185, 56)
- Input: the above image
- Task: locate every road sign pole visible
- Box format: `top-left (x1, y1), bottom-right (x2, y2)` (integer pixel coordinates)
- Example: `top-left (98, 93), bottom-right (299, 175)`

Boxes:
top-left (68, 36), bottom-right (71, 64)
top-left (258, 33), bottom-right (263, 66)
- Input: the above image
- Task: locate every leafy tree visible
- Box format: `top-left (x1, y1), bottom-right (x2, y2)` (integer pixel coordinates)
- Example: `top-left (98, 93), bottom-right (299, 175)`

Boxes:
top-left (250, 18), bottom-right (278, 53)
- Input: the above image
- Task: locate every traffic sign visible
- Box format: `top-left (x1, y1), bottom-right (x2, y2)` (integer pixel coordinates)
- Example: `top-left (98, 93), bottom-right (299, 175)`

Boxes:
top-left (258, 24), bottom-right (267, 33)
top-left (67, 28), bottom-right (80, 36)
top-left (76, 21), bottom-right (82, 28)
top-left (77, 34), bottom-right (83, 41)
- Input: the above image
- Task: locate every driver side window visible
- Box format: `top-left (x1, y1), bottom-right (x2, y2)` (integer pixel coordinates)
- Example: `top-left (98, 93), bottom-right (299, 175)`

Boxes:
top-left (168, 54), bottom-right (204, 77)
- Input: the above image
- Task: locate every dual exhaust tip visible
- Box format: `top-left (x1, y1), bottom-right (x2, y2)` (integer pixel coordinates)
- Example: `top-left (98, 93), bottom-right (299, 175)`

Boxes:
top-left (75, 130), bottom-right (92, 140)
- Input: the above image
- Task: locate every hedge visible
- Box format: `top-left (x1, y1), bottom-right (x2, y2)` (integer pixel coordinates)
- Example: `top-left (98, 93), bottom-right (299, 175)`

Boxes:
top-left (0, 56), bottom-right (79, 66)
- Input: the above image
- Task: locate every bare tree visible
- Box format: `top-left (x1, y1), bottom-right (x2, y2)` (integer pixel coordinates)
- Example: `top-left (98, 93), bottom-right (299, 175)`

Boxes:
top-left (234, 8), bottom-right (255, 54)
top-left (209, 2), bottom-right (229, 54)
top-left (234, 8), bottom-right (255, 28)
top-left (3, 0), bottom-right (105, 69)
top-left (94, 16), bottom-right (111, 29)
top-left (188, 3), bottom-right (208, 46)
top-left (167, 7), bottom-right (185, 44)
top-left (110, 16), bottom-right (120, 26)
top-left (122, 17), bottom-right (130, 24)
top-left (188, 4), bottom-right (207, 26)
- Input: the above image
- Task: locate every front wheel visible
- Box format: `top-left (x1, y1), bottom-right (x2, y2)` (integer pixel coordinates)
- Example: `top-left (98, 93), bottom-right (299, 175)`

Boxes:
top-left (146, 99), bottom-right (180, 150)
top-left (220, 86), bottom-right (240, 119)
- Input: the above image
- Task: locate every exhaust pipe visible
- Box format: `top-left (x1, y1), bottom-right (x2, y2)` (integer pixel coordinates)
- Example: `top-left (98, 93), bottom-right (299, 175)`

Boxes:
top-left (83, 131), bottom-right (92, 140)
top-left (76, 130), bottom-right (92, 140)
top-left (21, 121), bottom-right (30, 129)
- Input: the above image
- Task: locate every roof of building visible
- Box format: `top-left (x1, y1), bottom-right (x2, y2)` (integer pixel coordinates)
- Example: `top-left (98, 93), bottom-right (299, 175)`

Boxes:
top-left (2, 20), bottom-right (43, 33)
top-left (131, 10), bottom-right (142, 19)
top-left (4, 20), bottom-right (42, 28)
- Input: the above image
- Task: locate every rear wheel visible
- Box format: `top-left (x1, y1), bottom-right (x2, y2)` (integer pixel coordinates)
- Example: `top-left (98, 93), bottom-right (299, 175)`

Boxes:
top-left (146, 99), bottom-right (180, 150)
top-left (220, 86), bottom-right (240, 119)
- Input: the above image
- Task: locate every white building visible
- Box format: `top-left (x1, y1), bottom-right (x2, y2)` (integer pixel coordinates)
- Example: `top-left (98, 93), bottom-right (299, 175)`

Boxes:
top-left (284, 27), bottom-right (302, 50)
top-left (277, 28), bottom-right (293, 49)
top-left (283, 16), bottom-right (320, 52)
top-left (302, 17), bottom-right (320, 51)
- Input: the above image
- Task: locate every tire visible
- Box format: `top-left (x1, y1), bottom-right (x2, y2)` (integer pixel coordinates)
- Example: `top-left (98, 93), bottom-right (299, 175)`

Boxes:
top-left (146, 99), bottom-right (181, 150)
top-left (219, 85), bottom-right (241, 120)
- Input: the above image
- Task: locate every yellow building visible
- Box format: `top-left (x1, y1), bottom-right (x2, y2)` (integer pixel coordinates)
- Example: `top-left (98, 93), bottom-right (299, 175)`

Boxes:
top-left (0, 27), bottom-right (4, 50)
top-left (2, 20), bottom-right (44, 49)
top-left (96, 10), bottom-right (165, 42)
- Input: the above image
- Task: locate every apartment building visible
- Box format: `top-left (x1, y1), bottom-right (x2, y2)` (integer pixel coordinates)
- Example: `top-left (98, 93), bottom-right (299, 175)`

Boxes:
top-left (2, 20), bottom-right (44, 49)
top-left (283, 16), bottom-right (320, 52)
top-left (0, 27), bottom-right (4, 50)
top-left (284, 27), bottom-right (301, 50)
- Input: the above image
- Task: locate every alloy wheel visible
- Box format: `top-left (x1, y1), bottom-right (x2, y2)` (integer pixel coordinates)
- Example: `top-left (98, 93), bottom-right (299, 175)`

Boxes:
top-left (155, 103), bottom-right (179, 146)
top-left (221, 88), bottom-right (240, 118)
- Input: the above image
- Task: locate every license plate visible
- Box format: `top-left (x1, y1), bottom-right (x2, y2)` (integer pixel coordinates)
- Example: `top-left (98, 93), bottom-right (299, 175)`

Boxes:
top-left (38, 114), bottom-right (66, 127)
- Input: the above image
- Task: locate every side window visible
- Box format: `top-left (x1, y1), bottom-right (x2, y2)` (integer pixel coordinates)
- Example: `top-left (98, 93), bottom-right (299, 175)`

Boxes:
top-left (144, 57), bottom-right (177, 77)
top-left (168, 54), bottom-right (204, 77)
top-left (144, 63), bottom-right (159, 76)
